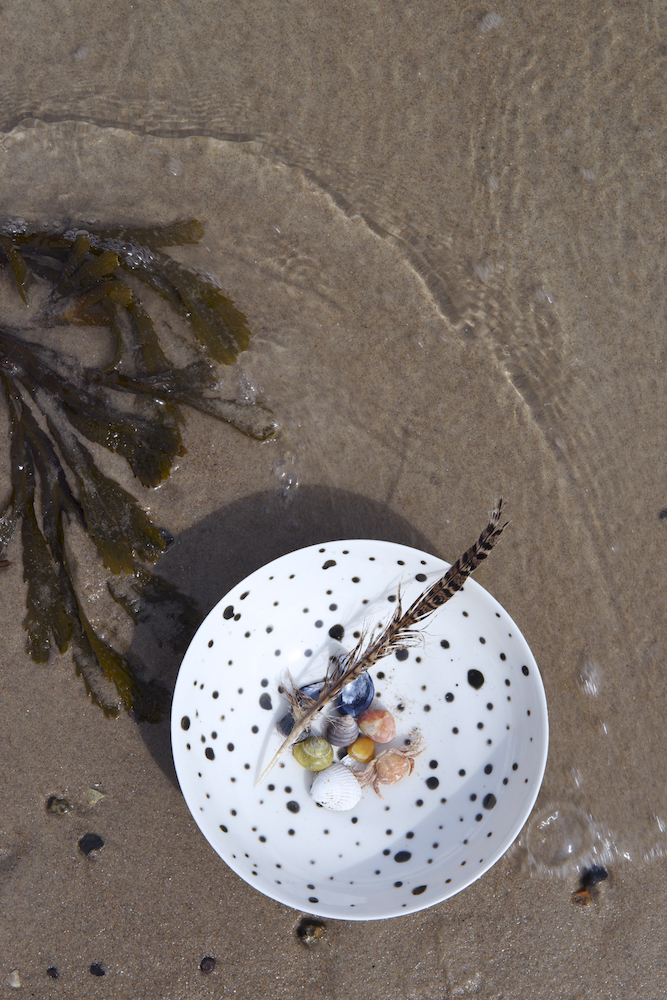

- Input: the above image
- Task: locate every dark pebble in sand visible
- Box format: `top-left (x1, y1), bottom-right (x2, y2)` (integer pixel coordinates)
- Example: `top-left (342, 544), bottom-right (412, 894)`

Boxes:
top-left (46, 795), bottom-right (71, 815)
top-left (572, 865), bottom-right (609, 905)
top-left (581, 864), bottom-right (608, 889)
top-left (78, 833), bottom-right (104, 856)
top-left (89, 963), bottom-right (105, 976)
top-left (296, 918), bottom-right (326, 945)
top-left (200, 956), bottom-right (216, 973)
top-left (46, 967), bottom-right (58, 979)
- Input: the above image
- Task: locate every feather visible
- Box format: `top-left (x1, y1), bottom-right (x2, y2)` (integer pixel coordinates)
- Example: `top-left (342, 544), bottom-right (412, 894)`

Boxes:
top-left (256, 499), bottom-right (507, 785)
top-left (349, 496), bottom-right (507, 669)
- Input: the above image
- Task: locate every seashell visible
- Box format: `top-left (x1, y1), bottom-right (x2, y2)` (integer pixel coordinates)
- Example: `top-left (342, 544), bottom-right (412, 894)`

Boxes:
top-left (299, 681), bottom-right (324, 702)
top-left (326, 714), bottom-right (359, 747)
top-left (277, 712), bottom-right (295, 737)
top-left (358, 707), bottom-right (395, 744)
top-left (277, 712), bottom-right (308, 742)
top-left (347, 736), bottom-right (376, 763)
top-left (309, 762), bottom-right (363, 811)
top-left (277, 680), bottom-right (325, 740)
top-left (336, 671), bottom-right (374, 717)
top-left (293, 736), bottom-right (334, 771)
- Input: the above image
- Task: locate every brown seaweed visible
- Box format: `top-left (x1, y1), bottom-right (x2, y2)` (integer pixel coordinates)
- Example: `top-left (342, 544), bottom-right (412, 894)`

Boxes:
top-left (0, 220), bottom-right (274, 717)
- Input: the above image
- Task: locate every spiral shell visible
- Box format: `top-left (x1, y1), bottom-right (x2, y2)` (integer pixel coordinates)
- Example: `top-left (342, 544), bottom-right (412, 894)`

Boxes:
top-left (293, 736), bottom-right (334, 771)
top-left (326, 714), bottom-right (359, 747)
top-left (310, 763), bottom-right (363, 811)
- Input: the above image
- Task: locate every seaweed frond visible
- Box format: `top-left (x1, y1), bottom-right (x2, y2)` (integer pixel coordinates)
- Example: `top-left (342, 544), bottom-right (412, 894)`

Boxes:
top-left (0, 220), bottom-right (274, 717)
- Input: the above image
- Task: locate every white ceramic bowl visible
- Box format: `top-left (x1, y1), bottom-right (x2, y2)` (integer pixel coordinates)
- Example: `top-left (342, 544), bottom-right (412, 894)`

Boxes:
top-left (171, 539), bottom-right (548, 920)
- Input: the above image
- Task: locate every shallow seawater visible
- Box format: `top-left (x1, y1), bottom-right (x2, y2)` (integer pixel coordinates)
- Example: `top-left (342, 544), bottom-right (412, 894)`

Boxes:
top-left (2, 3), bottom-right (667, 993)
top-left (2, 116), bottom-right (667, 873)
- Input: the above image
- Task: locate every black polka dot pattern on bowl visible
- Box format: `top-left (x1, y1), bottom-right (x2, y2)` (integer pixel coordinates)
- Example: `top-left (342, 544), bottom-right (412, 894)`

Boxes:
top-left (171, 538), bottom-right (548, 921)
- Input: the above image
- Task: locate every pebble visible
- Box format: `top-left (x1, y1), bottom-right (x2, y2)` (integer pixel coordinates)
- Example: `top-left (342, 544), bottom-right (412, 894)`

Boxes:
top-left (347, 736), bottom-right (375, 763)
top-left (572, 865), bottom-right (609, 905)
top-left (6, 970), bottom-right (20, 989)
top-left (200, 957), bottom-right (216, 973)
top-left (580, 865), bottom-right (609, 890)
top-left (296, 918), bottom-right (326, 945)
top-left (358, 707), bottom-right (396, 743)
top-left (46, 795), bottom-right (71, 815)
top-left (79, 833), bottom-right (104, 856)
top-left (89, 963), bottom-right (105, 976)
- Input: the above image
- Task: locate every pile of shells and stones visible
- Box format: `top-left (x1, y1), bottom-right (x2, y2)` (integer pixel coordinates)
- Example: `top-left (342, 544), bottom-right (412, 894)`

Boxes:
top-left (279, 673), bottom-right (422, 811)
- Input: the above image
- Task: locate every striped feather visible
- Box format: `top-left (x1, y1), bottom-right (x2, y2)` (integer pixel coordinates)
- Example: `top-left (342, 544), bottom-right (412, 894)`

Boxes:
top-left (256, 499), bottom-right (506, 785)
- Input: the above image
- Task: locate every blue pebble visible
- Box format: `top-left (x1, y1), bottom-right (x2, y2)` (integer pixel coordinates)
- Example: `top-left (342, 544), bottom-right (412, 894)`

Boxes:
top-left (337, 672), bottom-right (374, 716)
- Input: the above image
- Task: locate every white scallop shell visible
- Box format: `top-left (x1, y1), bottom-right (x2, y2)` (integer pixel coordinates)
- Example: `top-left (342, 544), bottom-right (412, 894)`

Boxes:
top-left (309, 762), bottom-right (363, 811)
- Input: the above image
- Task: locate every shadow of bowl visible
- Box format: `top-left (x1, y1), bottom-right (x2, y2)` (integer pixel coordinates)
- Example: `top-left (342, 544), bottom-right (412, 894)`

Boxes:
top-left (131, 485), bottom-right (438, 785)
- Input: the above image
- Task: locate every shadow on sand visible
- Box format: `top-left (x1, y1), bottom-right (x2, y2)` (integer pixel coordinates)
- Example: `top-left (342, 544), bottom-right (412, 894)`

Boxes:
top-left (133, 485), bottom-right (438, 785)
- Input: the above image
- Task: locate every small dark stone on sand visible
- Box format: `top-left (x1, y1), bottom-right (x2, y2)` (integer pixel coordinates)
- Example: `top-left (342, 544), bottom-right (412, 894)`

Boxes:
top-left (46, 795), bottom-right (71, 815)
top-left (46, 967), bottom-right (58, 979)
top-left (89, 963), bottom-right (105, 976)
top-left (200, 956), bottom-right (216, 973)
top-left (296, 917), bottom-right (326, 945)
top-left (581, 865), bottom-right (608, 890)
top-left (79, 833), bottom-right (104, 856)
top-left (572, 865), bottom-right (609, 904)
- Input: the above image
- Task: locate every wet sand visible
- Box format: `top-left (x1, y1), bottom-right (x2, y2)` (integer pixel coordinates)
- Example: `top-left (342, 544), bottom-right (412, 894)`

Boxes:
top-left (2, 1), bottom-right (667, 996)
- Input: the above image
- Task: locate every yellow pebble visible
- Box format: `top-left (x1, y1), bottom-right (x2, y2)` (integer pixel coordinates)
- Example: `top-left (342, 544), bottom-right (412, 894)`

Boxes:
top-left (347, 736), bottom-right (375, 763)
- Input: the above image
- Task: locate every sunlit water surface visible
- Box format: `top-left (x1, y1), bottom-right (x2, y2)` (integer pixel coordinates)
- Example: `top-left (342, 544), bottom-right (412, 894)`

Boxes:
top-left (2, 116), bottom-right (665, 871)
